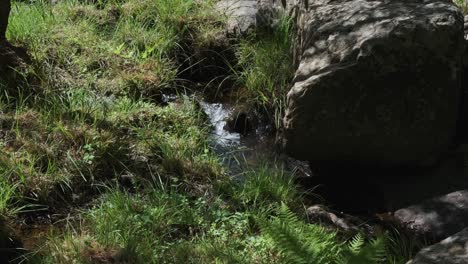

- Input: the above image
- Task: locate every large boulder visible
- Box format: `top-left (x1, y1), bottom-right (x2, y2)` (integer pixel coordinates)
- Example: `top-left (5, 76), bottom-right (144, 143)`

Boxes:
top-left (408, 228), bottom-right (468, 264)
top-left (0, 0), bottom-right (10, 41)
top-left (282, 0), bottom-right (465, 166)
top-left (394, 190), bottom-right (468, 241)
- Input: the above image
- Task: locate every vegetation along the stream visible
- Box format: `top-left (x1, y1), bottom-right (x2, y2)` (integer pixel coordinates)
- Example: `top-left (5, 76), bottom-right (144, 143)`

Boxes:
top-left (2, 0), bottom-right (468, 263)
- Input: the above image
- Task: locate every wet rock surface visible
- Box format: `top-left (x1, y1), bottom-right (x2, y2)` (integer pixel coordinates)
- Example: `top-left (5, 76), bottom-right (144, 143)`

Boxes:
top-left (394, 190), bottom-right (468, 241)
top-left (306, 205), bottom-right (363, 233)
top-left (409, 228), bottom-right (468, 264)
top-left (282, 0), bottom-right (464, 166)
top-left (224, 106), bottom-right (256, 135)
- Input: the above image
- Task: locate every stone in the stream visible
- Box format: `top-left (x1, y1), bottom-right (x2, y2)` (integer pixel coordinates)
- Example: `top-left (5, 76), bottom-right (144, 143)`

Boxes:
top-left (225, 106), bottom-right (255, 135)
top-left (408, 228), bottom-right (468, 264)
top-left (394, 190), bottom-right (468, 240)
top-left (282, 0), bottom-right (464, 166)
top-left (225, 111), bottom-right (253, 135)
top-left (306, 205), bottom-right (362, 233)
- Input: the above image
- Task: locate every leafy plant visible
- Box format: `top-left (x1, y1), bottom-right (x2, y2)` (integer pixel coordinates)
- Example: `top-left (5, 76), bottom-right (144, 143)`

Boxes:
top-left (455, 0), bottom-right (468, 14)
top-left (261, 204), bottom-right (397, 264)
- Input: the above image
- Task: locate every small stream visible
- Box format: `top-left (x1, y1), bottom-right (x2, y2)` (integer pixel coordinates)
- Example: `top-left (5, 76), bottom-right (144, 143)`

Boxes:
top-left (201, 99), bottom-right (468, 216)
top-left (200, 102), bottom-right (241, 147)
top-left (200, 101), bottom-right (279, 177)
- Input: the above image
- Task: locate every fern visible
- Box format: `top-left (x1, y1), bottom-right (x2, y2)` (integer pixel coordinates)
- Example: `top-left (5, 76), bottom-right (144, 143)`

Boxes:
top-left (261, 204), bottom-right (392, 264)
top-left (348, 233), bottom-right (366, 254)
top-left (341, 235), bottom-right (388, 264)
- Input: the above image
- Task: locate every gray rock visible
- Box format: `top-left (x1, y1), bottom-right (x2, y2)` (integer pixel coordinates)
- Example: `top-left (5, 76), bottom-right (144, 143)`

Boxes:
top-left (217, 0), bottom-right (258, 35)
top-left (409, 228), bottom-right (468, 264)
top-left (306, 205), bottom-right (361, 233)
top-left (0, 0), bottom-right (10, 41)
top-left (282, 0), bottom-right (464, 166)
top-left (216, 0), bottom-right (285, 36)
top-left (464, 15), bottom-right (468, 39)
top-left (394, 190), bottom-right (468, 240)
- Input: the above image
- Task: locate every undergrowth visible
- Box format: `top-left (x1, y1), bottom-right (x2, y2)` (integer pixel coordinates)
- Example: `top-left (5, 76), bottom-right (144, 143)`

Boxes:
top-left (232, 16), bottom-right (295, 129)
top-left (455, 0), bottom-right (468, 14)
top-left (7, 0), bottom-right (222, 100)
top-left (0, 0), bottom-right (413, 263)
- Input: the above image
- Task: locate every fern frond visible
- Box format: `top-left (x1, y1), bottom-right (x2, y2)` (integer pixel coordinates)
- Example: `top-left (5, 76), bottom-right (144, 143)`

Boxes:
top-left (348, 233), bottom-right (365, 254)
top-left (345, 235), bottom-right (389, 264)
top-left (260, 204), bottom-right (392, 264)
top-left (260, 208), bottom-right (313, 264)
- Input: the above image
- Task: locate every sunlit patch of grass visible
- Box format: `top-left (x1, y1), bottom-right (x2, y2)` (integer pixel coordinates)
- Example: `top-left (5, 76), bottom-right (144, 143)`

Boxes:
top-left (37, 188), bottom-right (280, 263)
top-left (0, 87), bottom-right (222, 205)
top-left (0, 177), bottom-right (19, 217)
top-left (233, 162), bottom-right (301, 210)
top-left (7, 0), bottom-right (222, 99)
top-left (7, 1), bottom-right (55, 46)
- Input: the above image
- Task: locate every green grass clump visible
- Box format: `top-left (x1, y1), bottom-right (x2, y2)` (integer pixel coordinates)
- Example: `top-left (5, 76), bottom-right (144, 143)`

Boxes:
top-left (0, 178), bottom-right (18, 217)
top-left (233, 162), bottom-right (300, 209)
top-left (0, 89), bottom-right (221, 206)
top-left (7, 0), bottom-right (222, 99)
top-left (234, 16), bottom-right (295, 129)
top-left (455, 0), bottom-right (468, 14)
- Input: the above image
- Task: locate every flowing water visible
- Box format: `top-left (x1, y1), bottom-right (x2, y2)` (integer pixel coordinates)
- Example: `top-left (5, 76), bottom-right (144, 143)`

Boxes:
top-left (200, 102), bottom-right (241, 147)
top-left (200, 101), bottom-right (280, 177)
top-left (200, 99), bottom-right (468, 215)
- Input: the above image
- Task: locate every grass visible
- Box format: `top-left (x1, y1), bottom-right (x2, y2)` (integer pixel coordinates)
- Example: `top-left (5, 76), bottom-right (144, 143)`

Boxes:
top-left (455, 0), bottom-right (468, 14)
top-left (0, 0), bottom-right (414, 263)
top-left (234, 163), bottom-right (300, 209)
top-left (7, 0), bottom-right (222, 100)
top-left (232, 16), bottom-right (295, 129)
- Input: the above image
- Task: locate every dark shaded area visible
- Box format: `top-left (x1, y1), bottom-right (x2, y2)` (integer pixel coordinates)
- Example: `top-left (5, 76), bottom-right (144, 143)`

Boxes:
top-left (0, 222), bottom-right (25, 264)
top-left (225, 111), bottom-right (254, 135)
top-left (456, 39), bottom-right (468, 142)
top-left (0, 42), bottom-right (33, 102)
top-left (176, 33), bottom-right (239, 100)
top-left (0, 0), bottom-right (10, 41)
top-left (297, 152), bottom-right (468, 215)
